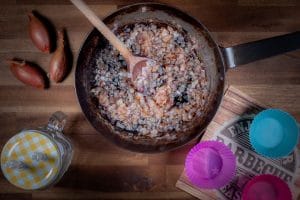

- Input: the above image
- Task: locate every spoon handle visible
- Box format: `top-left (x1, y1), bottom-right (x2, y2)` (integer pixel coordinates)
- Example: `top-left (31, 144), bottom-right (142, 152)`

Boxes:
top-left (70, 0), bottom-right (132, 61)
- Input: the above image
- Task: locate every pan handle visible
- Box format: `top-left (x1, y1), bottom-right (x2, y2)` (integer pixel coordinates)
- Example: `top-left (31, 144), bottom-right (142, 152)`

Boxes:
top-left (221, 31), bottom-right (300, 69)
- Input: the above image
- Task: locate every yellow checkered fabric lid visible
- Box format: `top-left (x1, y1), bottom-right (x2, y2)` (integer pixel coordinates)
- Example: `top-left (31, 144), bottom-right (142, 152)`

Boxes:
top-left (1, 130), bottom-right (61, 190)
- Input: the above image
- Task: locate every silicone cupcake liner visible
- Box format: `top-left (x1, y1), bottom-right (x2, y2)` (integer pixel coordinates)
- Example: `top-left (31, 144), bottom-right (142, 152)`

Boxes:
top-left (250, 109), bottom-right (299, 158)
top-left (185, 141), bottom-right (236, 189)
top-left (242, 174), bottom-right (292, 200)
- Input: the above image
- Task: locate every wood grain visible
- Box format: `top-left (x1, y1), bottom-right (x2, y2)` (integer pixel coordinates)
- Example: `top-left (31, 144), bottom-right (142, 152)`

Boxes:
top-left (0, 0), bottom-right (299, 199)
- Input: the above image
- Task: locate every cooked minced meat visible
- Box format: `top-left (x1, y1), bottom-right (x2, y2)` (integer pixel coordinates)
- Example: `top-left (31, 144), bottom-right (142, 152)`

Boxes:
top-left (91, 22), bottom-right (208, 140)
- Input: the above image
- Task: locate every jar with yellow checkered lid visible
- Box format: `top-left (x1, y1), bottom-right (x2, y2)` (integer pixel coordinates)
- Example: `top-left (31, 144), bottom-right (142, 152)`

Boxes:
top-left (1, 111), bottom-right (73, 190)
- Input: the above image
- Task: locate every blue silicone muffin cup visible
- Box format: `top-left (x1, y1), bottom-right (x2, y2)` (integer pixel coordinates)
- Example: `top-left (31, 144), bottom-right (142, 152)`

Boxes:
top-left (249, 109), bottom-right (299, 158)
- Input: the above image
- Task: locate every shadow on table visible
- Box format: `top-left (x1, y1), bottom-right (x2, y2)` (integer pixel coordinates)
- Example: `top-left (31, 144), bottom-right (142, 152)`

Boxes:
top-left (56, 164), bottom-right (155, 192)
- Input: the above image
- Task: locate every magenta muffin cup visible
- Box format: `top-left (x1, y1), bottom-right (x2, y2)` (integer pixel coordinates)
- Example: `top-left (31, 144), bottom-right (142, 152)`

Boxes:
top-left (242, 174), bottom-right (292, 200)
top-left (185, 141), bottom-right (236, 189)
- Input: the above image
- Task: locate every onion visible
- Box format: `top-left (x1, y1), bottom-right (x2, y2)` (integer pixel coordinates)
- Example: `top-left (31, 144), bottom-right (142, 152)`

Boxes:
top-left (49, 30), bottom-right (68, 83)
top-left (28, 12), bottom-right (51, 53)
top-left (7, 59), bottom-right (46, 89)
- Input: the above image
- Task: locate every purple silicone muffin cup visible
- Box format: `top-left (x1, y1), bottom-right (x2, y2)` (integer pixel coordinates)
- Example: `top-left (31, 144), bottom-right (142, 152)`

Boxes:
top-left (242, 174), bottom-right (292, 200)
top-left (185, 141), bottom-right (236, 189)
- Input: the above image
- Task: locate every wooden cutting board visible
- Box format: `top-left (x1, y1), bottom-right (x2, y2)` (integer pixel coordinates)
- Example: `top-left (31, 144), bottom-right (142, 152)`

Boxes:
top-left (176, 86), bottom-right (300, 200)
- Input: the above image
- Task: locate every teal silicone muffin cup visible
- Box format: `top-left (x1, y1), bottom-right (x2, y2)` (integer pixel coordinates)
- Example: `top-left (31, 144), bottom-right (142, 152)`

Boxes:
top-left (249, 109), bottom-right (299, 158)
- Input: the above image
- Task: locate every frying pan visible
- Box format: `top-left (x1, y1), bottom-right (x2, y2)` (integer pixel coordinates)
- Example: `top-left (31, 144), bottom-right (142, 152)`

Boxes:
top-left (75, 3), bottom-right (300, 153)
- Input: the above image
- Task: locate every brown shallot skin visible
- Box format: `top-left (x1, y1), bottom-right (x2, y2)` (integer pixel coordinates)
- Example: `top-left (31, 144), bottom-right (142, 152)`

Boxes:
top-left (28, 12), bottom-right (51, 53)
top-left (7, 59), bottom-right (46, 89)
top-left (49, 30), bottom-right (68, 83)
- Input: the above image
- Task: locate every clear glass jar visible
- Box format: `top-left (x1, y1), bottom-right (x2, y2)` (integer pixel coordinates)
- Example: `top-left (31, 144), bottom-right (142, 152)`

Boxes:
top-left (1, 111), bottom-right (73, 190)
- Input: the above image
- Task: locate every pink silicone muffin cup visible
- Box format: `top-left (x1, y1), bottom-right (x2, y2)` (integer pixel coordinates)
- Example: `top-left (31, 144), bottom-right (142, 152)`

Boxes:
top-left (242, 174), bottom-right (292, 200)
top-left (185, 141), bottom-right (236, 189)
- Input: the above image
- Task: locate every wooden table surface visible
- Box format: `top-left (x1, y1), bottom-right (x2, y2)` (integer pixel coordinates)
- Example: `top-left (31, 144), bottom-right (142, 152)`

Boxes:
top-left (0, 0), bottom-right (299, 199)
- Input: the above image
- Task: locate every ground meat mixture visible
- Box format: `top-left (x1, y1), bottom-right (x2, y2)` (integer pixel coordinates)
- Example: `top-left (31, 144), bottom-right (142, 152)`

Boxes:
top-left (91, 22), bottom-right (209, 141)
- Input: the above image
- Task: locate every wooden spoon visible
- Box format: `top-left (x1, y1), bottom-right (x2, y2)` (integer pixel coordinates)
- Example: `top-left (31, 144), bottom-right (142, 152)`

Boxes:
top-left (70, 0), bottom-right (155, 91)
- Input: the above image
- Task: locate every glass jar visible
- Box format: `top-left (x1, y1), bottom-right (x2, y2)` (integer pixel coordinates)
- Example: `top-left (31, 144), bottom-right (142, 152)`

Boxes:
top-left (1, 111), bottom-right (73, 190)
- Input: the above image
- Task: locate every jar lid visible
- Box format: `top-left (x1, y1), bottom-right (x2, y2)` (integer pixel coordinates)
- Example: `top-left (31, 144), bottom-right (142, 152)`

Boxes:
top-left (1, 130), bottom-right (61, 190)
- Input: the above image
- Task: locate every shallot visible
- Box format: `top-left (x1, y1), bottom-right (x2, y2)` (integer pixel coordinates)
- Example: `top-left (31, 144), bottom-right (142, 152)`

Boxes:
top-left (49, 30), bottom-right (69, 83)
top-left (7, 59), bottom-right (46, 89)
top-left (28, 12), bottom-right (51, 53)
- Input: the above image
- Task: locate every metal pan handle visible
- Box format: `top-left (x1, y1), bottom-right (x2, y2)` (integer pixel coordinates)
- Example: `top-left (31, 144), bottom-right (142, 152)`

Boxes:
top-left (221, 31), bottom-right (300, 69)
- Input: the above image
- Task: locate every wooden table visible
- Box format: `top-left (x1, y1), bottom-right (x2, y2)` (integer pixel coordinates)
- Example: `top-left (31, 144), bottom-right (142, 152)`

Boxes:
top-left (0, 0), bottom-right (299, 199)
